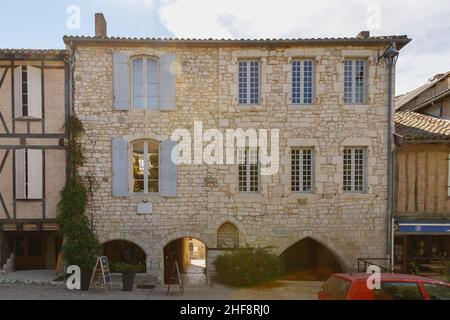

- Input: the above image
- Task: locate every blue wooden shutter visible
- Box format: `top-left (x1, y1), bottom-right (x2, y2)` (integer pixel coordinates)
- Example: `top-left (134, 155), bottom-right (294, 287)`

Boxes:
top-left (160, 139), bottom-right (177, 196)
top-left (113, 52), bottom-right (129, 110)
top-left (112, 138), bottom-right (129, 196)
top-left (159, 53), bottom-right (176, 110)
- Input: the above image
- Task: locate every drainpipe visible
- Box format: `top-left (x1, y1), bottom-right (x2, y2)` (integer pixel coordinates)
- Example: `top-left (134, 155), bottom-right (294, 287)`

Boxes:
top-left (382, 44), bottom-right (399, 272)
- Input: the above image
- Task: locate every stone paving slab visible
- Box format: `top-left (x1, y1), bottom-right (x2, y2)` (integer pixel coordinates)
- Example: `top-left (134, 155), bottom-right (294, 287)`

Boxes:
top-left (0, 280), bottom-right (322, 300)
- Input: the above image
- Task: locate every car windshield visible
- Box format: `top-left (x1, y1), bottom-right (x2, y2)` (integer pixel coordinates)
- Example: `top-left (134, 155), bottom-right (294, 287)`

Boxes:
top-left (322, 276), bottom-right (351, 300)
top-left (424, 284), bottom-right (450, 300)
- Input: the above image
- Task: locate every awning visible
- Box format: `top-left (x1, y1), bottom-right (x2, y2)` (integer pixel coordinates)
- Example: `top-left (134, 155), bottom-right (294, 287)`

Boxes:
top-left (396, 220), bottom-right (450, 234)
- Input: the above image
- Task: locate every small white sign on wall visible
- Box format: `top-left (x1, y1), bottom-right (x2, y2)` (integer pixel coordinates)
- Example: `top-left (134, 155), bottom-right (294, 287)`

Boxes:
top-left (137, 203), bottom-right (153, 215)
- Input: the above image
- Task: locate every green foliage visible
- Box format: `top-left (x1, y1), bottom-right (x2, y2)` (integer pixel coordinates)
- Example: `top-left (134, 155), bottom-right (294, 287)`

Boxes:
top-left (111, 262), bottom-right (146, 274)
top-left (57, 115), bottom-right (101, 271)
top-left (213, 248), bottom-right (285, 287)
top-left (64, 115), bottom-right (85, 176)
top-left (409, 261), bottom-right (419, 275)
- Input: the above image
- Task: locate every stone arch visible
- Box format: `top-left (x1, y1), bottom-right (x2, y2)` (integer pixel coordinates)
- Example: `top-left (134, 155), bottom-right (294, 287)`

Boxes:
top-left (102, 239), bottom-right (147, 271)
top-left (217, 222), bottom-right (240, 248)
top-left (213, 216), bottom-right (246, 247)
top-left (161, 233), bottom-right (208, 285)
top-left (279, 236), bottom-right (347, 280)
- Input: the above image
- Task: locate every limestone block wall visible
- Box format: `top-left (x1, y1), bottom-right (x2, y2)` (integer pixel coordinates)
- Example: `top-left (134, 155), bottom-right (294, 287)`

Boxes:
top-left (73, 43), bottom-right (391, 283)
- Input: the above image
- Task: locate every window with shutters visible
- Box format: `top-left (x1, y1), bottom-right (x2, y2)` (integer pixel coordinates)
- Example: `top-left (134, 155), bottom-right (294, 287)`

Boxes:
top-left (238, 60), bottom-right (260, 105)
top-left (15, 149), bottom-right (43, 199)
top-left (130, 56), bottom-right (159, 109)
top-left (292, 59), bottom-right (314, 104)
top-left (291, 148), bottom-right (314, 192)
top-left (14, 65), bottom-right (42, 118)
top-left (344, 59), bottom-right (367, 104)
top-left (343, 147), bottom-right (366, 192)
top-left (238, 148), bottom-right (259, 192)
top-left (132, 140), bottom-right (159, 193)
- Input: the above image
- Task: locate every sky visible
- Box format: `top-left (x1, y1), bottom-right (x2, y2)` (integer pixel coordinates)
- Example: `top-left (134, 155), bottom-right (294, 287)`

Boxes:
top-left (1, 0), bottom-right (449, 95)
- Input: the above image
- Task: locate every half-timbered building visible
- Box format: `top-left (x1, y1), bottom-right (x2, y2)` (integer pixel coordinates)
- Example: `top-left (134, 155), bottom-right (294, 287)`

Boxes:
top-left (0, 49), bottom-right (68, 271)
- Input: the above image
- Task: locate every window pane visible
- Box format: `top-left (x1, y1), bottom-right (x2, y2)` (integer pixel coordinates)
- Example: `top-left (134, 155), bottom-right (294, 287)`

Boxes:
top-left (424, 284), bottom-right (450, 300)
top-left (249, 61), bottom-right (259, 104)
top-left (343, 148), bottom-right (352, 191)
top-left (375, 282), bottom-right (423, 300)
top-left (291, 148), bottom-right (300, 191)
top-left (249, 148), bottom-right (259, 191)
top-left (303, 60), bottom-right (313, 104)
top-left (147, 58), bottom-right (158, 108)
top-left (238, 148), bottom-right (247, 191)
top-left (344, 60), bottom-right (353, 104)
top-left (302, 149), bottom-right (312, 191)
top-left (355, 60), bottom-right (365, 104)
top-left (447, 154), bottom-right (450, 197)
top-left (354, 148), bottom-right (364, 191)
top-left (148, 150), bottom-right (159, 193)
top-left (133, 142), bottom-right (145, 192)
top-left (22, 66), bottom-right (28, 116)
top-left (132, 58), bottom-right (144, 109)
top-left (238, 61), bottom-right (248, 104)
top-left (292, 60), bottom-right (301, 104)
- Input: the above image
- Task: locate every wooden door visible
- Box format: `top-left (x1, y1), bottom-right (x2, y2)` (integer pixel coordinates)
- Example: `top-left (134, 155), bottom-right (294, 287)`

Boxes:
top-left (13, 235), bottom-right (46, 270)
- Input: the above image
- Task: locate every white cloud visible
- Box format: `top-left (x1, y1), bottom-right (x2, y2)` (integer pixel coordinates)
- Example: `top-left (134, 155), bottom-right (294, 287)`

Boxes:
top-left (157, 0), bottom-right (450, 94)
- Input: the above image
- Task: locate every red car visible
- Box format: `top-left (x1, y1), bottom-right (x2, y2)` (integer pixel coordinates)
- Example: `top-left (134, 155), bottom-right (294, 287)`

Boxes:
top-left (318, 273), bottom-right (450, 300)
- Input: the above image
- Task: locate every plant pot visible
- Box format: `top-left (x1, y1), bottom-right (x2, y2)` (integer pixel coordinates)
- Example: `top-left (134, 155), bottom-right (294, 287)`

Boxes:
top-left (122, 272), bottom-right (136, 291)
top-left (80, 269), bottom-right (93, 291)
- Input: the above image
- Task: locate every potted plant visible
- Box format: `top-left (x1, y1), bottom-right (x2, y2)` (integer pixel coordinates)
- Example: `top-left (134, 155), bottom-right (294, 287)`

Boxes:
top-left (113, 263), bottom-right (145, 291)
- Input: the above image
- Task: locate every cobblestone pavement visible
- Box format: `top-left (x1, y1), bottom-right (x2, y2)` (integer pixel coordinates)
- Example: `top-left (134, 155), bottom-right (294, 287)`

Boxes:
top-left (0, 281), bottom-right (322, 300)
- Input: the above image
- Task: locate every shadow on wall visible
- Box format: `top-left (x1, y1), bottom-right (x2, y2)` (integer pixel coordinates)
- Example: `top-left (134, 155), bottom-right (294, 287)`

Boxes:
top-left (280, 237), bottom-right (343, 281)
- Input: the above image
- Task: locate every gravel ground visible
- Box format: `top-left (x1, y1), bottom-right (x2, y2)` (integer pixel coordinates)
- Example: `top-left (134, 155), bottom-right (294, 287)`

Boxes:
top-left (0, 280), bottom-right (322, 300)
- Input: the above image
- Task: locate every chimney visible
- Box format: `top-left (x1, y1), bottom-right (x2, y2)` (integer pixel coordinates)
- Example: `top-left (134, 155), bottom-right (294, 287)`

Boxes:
top-left (356, 31), bottom-right (370, 39)
top-left (95, 13), bottom-right (107, 38)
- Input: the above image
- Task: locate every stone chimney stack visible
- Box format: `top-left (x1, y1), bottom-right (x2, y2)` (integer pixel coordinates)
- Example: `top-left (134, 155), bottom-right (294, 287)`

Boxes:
top-left (95, 13), bottom-right (107, 38)
top-left (356, 31), bottom-right (370, 39)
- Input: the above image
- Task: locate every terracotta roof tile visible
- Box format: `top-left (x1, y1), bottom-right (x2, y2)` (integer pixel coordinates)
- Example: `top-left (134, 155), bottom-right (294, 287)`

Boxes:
top-left (395, 111), bottom-right (450, 142)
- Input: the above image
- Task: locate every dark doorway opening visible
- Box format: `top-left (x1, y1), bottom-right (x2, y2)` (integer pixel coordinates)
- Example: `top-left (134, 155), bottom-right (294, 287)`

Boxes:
top-left (280, 237), bottom-right (343, 281)
top-left (103, 240), bottom-right (146, 272)
top-left (163, 238), bottom-right (206, 285)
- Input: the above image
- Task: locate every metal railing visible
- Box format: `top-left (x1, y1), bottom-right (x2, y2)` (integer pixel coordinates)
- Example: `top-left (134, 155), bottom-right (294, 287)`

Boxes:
top-left (357, 258), bottom-right (391, 273)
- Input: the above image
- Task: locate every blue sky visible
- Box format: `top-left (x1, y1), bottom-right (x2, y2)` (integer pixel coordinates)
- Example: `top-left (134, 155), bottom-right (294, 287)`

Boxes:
top-left (1, 0), bottom-right (449, 94)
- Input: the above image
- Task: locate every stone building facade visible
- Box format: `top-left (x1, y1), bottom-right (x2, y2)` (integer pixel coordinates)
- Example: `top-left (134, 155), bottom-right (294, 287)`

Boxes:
top-left (65, 15), bottom-right (410, 283)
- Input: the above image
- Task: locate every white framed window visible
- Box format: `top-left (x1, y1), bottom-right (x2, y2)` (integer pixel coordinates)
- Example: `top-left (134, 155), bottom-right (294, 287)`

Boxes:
top-left (15, 149), bottom-right (43, 199)
top-left (291, 148), bottom-right (313, 192)
top-left (132, 140), bottom-right (159, 193)
top-left (14, 65), bottom-right (42, 118)
top-left (238, 60), bottom-right (260, 105)
top-left (344, 59), bottom-right (367, 104)
top-left (292, 59), bottom-right (314, 104)
top-left (238, 148), bottom-right (259, 192)
top-left (343, 147), bottom-right (366, 192)
top-left (131, 56), bottom-right (159, 109)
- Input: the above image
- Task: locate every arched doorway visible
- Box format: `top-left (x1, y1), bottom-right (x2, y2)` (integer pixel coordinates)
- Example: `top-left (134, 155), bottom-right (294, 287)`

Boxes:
top-left (103, 240), bottom-right (146, 272)
top-left (280, 237), bottom-right (343, 280)
top-left (163, 237), bottom-right (207, 285)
